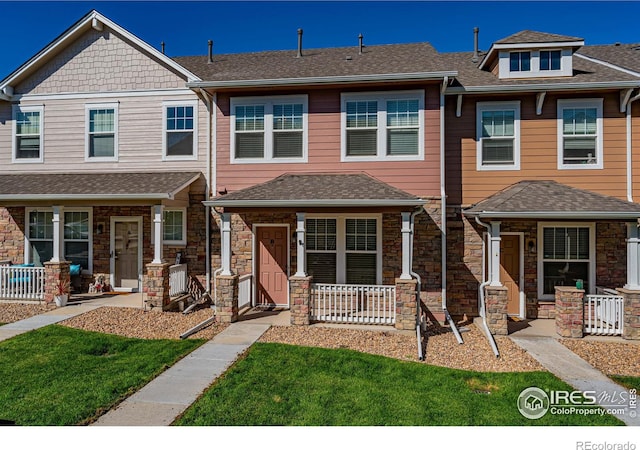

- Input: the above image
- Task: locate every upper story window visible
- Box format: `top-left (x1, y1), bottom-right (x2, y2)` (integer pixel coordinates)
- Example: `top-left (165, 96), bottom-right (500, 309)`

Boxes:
top-left (557, 99), bottom-right (603, 170)
top-left (163, 101), bottom-right (198, 160)
top-left (540, 50), bottom-right (561, 71)
top-left (341, 90), bottom-right (424, 162)
top-left (86, 103), bottom-right (118, 161)
top-left (13, 105), bottom-right (44, 163)
top-left (231, 95), bottom-right (308, 164)
top-left (476, 101), bottom-right (520, 171)
top-left (509, 52), bottom-right (531, 72)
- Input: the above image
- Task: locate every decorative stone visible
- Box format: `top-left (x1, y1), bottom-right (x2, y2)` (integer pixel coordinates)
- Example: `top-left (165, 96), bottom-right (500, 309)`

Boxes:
top-left (555, 286), bottom-right (585, 338)
top-left (290, 276), bottom-right (312, 326)
top-left (216, 274), bottom-right (239, 323)
top-left (617, 288), bottom-right (640, 340)
top-left (143, 262), bottom-right (171, 311)
top-left (395, 278), bottom-right (418, 331)
top-left (484, 285), bottom-right (508, 335)
top-left (44, 261), bottom-right (71, 305)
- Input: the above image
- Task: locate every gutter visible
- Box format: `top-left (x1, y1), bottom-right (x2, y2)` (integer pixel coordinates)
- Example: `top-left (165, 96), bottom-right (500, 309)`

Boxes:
top-left (440, 76), bottom-right (463, 345)
top-left (474, 217), bottom-right (500, 358)
top-left (203, 199), bottom-right (425, 208)
top-left (187, 71), bottom-right (458, 90)
top-left (463, 211), bottom-right (640, 220)
top-left (446, 80), bottom-right (640, 95)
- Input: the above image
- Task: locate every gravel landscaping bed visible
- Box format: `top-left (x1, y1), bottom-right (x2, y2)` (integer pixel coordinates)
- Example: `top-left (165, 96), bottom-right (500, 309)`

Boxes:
top-left (560, 339), bottom-right (640, 377)
top-left (0, 302), bottom-right (56, 324)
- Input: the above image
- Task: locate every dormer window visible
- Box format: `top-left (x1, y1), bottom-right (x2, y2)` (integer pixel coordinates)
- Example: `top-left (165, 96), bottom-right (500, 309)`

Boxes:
top-left (540, 50), bottom-right (561, 71)
top-left (509, 52), bottom-right (531, 72)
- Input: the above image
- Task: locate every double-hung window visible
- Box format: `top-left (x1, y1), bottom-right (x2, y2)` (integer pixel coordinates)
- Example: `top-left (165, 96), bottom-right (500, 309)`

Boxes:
top-left (306, 216), bottom-right (381, 285)
top-left (509, 52), bottom-right (531, 72)
top-left (86, 103), bottom-right (118, 160)
top-left (163, 101), bottom-right (198, 160)
top-left (477, 101), bottom-right (520, 170)
top-left (27, 210), bottom-right (53, 266)
top-left (13, 105), bottom-right (44, 162)
top-left (538, 223), bottom-right (594, 299)
top-left (342, 91), bottom-right (424, 161)
top-left (231, 95), bottom-right (308, 163)
top-left (557, 99), bottom-right (603, 169)
top-left (64, 210), bottom-right (91, 271)
top-left (540, 50), bottom-right (561, 71)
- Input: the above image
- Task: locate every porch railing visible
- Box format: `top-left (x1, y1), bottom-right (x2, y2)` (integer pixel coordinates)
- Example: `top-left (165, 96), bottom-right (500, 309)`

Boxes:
top-left (169, 263), bottom-right (188, 297)
top-left (0, 265), bottom-right (46, 301)
top-left (585, 294), bottom-right (624, 336)
top-left (238, 274), bottom-right (252, 310)
top-left (311, 283), bottom-right (396, 325)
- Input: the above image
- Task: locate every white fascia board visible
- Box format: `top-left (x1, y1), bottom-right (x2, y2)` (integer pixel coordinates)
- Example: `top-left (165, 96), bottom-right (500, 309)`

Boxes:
top-left (446, 80), bottom-right (640, 94)
top-left (0, 194), bottom-right (175, 201)
top-left (187, 71), bottom-right (458, 89)
top-left (0, 93), bottom-right (11, 101)
top-left (464, 211), bottom-right (640, 219)
top-left (203, 199), bottom-right (425, 208)
top-left (0, 10), bottom-right (201, 91)
top-left (168, 173), bottom-right (202, 199)
top-left (575, 53), bottom-right (640, 78)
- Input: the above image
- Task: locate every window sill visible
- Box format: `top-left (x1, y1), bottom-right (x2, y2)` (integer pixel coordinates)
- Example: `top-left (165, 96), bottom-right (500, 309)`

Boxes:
top-left (558, 164), bottom-right (603, 170)
top-left (231, 157), bottom-right (308, 164)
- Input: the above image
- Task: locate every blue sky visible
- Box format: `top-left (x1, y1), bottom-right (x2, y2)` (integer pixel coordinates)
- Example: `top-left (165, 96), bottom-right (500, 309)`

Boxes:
top-left (1, 1), bottom-right (640, 79)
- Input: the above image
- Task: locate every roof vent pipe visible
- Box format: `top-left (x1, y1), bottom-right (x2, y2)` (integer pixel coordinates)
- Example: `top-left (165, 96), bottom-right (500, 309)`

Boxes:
top-left (208, 40), bottom-right (213, 63)
top-left (297, 28), bottom-right (303, 58)
top-left (358, 33), bottom-right (363, 54)
top-left (161, 41), bottom-right (165, 55)
top-left (472, 27), bottom-right (479, 63)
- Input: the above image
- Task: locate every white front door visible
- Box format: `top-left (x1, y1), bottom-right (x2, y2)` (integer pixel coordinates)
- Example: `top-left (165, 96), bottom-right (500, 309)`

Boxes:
top-left (110, 217), bottom-right (143, 291)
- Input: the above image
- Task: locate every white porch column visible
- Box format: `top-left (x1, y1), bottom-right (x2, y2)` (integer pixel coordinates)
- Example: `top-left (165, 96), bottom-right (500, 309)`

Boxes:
top-left (400, 211), bottom-right (413, 280)
top-left (489, 221), bottom-right (502, 287)
top-left (50, 205), bottom-right (64, 262)
top-left (220, 212), bottom-right (232, 276)
top-left (294, 212), bottom-right (307, 277)
top-left (152, 205), bottom-right (164, 264)
top-left (625, 222), bottom-right (640, 290)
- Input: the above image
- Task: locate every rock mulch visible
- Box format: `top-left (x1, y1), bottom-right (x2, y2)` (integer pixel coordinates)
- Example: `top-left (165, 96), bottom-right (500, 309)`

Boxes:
top-left (560, 339), bottom-right (640, 377)
top-left (0, 302), bottom-right (56, 324)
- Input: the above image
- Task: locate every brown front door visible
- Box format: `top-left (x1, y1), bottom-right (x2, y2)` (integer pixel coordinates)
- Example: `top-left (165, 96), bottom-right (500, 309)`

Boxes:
top-left (256, 226), bottom-right (288, 307)
top-left (113, 219), bottom-right (141, 290)
top-left (500, 235), bottom-right (521, 316)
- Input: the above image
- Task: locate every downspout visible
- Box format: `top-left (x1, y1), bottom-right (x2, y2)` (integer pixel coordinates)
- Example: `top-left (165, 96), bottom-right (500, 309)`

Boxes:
top-left (626, 91), bottom-right (640, 202)
top-left (441, 76), bottom-right (463, 344)
top-left (474, 216), bottom-right (500, 357)
top-left (198, 88), bottom-right (214, 291)
top-left (410, 206), bottom-right (425, 361)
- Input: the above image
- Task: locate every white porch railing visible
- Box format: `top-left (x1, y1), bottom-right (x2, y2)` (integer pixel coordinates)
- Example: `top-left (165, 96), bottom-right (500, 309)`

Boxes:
top-left (169, 263), bottom-right (188, 297)
top-left (238, 274), bottom-right (252, 310)
top-left (585, 294), bottom-right (624, 336)
top-left (311, 283), bottom-right (396, 325)
top-left (0, 265), bottom-right (46, 301)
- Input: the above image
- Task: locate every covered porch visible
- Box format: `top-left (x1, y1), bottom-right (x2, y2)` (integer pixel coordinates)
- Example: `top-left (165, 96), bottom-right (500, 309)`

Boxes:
top-left (205, 173), bottom-right (435, 330)
top-left (463, 180), bottom-right (640, 340)
top-left (0, 171), bottom-right (205, 309)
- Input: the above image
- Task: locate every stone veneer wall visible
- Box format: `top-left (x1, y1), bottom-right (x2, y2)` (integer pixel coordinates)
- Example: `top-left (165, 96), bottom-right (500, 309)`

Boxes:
top-left (0, 207), bottom-right (25, 264)
top-left (555, 286), bottom-right (584, 338)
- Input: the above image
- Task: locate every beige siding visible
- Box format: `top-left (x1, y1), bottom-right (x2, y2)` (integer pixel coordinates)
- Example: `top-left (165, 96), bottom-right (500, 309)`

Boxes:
top-left (446, 91), bottom-right (629, 206)
top-left (215, 84), bottom-right (442, 198)
top-left (16, 27), bottom-right (185, 95)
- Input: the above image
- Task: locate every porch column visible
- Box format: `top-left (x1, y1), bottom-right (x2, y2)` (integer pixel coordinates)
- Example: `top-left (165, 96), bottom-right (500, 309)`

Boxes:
top-left (625, 223), bottom-right (640, 290)
top-left (294, 212), bottom-right (306, 277)
top-left (400, 212), bottom-right (412, 280)
top-left (50, 205), bottom-right (64, 263)
top-left (220, 212), bottom-right (232, 276)
top-left (152, 205), bottom-right (164, 264)
top-left (489, 221), bottom-right (502, 286)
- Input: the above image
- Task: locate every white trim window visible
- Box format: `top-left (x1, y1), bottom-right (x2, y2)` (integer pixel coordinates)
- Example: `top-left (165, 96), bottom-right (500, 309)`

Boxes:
top-left (476, 101), bottom-right (520, 170)
top-left (12, 105), bottom-right (44, 163)
top-left (341, 90), bottom-right (425, 161)
top-left (25, 210), bottom-right (53, 267)
top-left (151, 207), bottom-right (187, 246)
top-left (306, 215), bottom-right (382, 285)
top-left (63, 210), bottom-right (92, 272)
top-left (163, 101), bottom-right (198, 160)
top-left (538, 223), bottom-right (595, 300)
top-left (557, 99), bottom-right (603, 169)
top-left (509, 51), bottom-right (531, 72)
top-left (540, 50), bottom-right (561, 71)
top-left (231, 95), bottom-right (308, 163)
top-left (86, 103), bottom-right (118, 161)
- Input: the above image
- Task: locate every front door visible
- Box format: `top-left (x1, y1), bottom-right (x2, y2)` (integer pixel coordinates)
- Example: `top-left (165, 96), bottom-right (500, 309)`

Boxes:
top-left (500, 235), bottom-right (521, 317)
top-left (111, 217), bottom-right (142, 291)
top-left (256, 226), bottom-right (288, 307)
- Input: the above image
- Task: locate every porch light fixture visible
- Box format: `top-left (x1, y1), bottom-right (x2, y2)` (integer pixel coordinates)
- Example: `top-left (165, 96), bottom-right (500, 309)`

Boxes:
top-left (527, 239), bottom-right (536, 254)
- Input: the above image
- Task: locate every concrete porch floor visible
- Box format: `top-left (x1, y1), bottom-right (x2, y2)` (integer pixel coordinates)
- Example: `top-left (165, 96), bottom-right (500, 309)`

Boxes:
top-left (507, 317), bottom-right (640, 344)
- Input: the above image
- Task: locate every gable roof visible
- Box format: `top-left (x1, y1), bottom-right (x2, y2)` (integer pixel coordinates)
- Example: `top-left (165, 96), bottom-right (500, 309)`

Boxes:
top-left (0, 10), bottom-right (200, 95)
top-left (178, 42), bottom-right (457, 89)
top-left (577, 43), bottom-right (640, 76)
top-left (204, 173), bottom-right (424, 207)
top-left (0, 171), bottom-right (201, 201)
top-left (495, 30), bottom-right (583, 45)
top-left (463, 180), bottom-right (640, 219)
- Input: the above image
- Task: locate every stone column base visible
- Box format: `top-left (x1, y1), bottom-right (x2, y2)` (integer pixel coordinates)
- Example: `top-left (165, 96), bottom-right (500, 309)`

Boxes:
top-left (143, 263), bottom-right (171, 312)
top-left (44, 261), bottom-right (71, 305)
top-left (216, 274), bottom-right (239, 323)
top-left (395, 278), bottom-right (418, 331)
top-left (555, 286), bottom-right (585, 338)
top-left (618, 288), bottom-right (640, 340)
top-left (484, 285), bottom-right (508, 335)
top-left (290, 276), bottom-right (312, 326)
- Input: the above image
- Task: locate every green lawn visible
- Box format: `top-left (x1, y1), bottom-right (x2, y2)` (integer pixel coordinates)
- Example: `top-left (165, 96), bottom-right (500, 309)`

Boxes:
top-left (175, 343), bottom-right (623, 426)
top-left (0, 325), bottom-right (203, 425)
top-left (611, 375), bottom-right (640, 393)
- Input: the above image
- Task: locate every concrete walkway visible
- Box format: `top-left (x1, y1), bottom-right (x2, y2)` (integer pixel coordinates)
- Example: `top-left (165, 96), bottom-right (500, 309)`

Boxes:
top-left (510, 335), bottom-right (640, 426)
top-left (92, 322), bottom-right (271, 426)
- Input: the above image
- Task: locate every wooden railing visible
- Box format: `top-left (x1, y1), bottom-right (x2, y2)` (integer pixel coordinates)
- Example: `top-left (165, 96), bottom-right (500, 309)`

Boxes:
top-left (0, 265), bottom-right (46, 301)
top-left (585, 294), bottom-right (624, 336)
top-left (169, 263), bottom-right (188, 297)
top-left (311, 283), bottom-right (396, 325)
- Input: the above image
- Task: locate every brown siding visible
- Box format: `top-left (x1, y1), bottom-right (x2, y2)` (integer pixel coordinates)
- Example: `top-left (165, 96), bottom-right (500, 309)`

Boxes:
top-left (215, 84), bottom-right (442, 198)
top-left (446, 91), bottom-right (629, 206)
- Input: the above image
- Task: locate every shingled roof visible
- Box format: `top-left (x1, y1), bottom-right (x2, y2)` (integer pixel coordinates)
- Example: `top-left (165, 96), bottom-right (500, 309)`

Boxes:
top-left (205, 173), bottom-right (423, 207)
top-left (0, 171), bottom-right (201, 201)
top-left (578, 43), bottom-right (640, 75)
top-left (463, 181), bottom-right (640, 219)
top-left (495, 30), bottom-right (583, 45)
